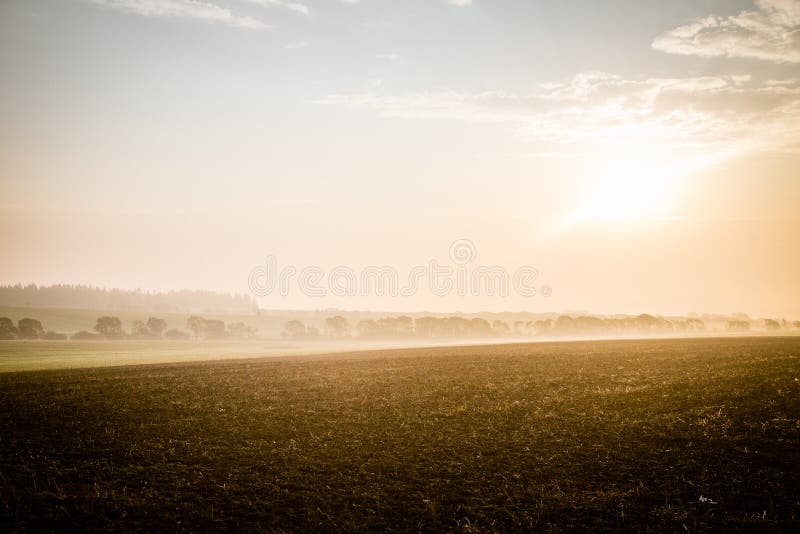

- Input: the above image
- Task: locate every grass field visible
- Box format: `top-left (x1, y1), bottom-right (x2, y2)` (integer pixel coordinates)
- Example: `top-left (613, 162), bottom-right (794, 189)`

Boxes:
top-left (0, 340), bottom-right (358, 373)
top-left (0, 340), bottom-right (300, 373)
top-left (0, 339), bottom-right (503, 373)
top-left (1, 337), bottom-right (798, 531)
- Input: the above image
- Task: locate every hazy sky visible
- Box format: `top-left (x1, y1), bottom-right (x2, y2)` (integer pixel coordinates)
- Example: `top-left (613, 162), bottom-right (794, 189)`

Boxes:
top-left (1, 0), bottom-right (799, 317)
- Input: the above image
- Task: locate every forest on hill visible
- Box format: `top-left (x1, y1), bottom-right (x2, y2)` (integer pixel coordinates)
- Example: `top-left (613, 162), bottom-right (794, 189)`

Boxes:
top-left (0, 284), bottom-right (257, 314)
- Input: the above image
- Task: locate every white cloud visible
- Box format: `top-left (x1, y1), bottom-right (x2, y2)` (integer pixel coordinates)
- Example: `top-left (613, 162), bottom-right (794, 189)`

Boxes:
top-left (283, 40), bottom-right (309, 50)
top-left (317, 72), bottom-right (800, 157)
top-left (653, 0), bottom-right (800, 63)
top-left (90, 0), bottom-right (270, 29)
top-left (246, 0), bottom-right (310, 16)
top-left (376, 52), bottom-right (401, 63)
top-left (447, 0), bottom-right (473, 6)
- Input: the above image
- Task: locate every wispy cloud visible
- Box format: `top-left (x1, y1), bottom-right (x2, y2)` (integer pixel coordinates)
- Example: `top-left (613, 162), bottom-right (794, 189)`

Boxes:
top-left (376, 52), bottom-right (401, 63)
top-left (89, 0), bottom-right (270, 29)
top-left (246, 0), bottom-right (310, 16)
top-left (653, 0), bottom-right (800, 63)
top-left (283, 40), bottom-right (309, 50)
top-left (317, 72), bottom-right (800, 157)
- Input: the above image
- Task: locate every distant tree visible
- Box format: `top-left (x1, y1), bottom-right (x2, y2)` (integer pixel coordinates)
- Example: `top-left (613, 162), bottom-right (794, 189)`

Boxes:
top-left (357, 320), bottom-right (377, 338)
top-left (186, 315), bottom-right (208, 338)
top-left (146, 317), bottom-right (167, 338)
top-left (42, 331), bottom-right (67, 340)
top-left (492, 320), bottom-right (511, 336)
top-left (132, 320), bottom-right (150, 339)
top-left (414, 317), bottom-right (437, 337)
top-left (727, 320), bottom-right (750, 332)
top-left (685, 318), bottom-right (705, 331)
top-left (228, 322), bottom-right (257, 339)
top-left (284, 320), bottom-right (307, 339)
top-left (18, 318), bottom-right (45, 339)
top-left (0, 284), bottom-right (257, 314)
top-left (0, 317), bottom-right (18, 340)
top-left (94, 316), bottom-right (124, 339)
top-left (325, 316), bottom-right (350, 338)
top-left (533, 319), bottom-right (554, 335)
top-left (397, 316), bottom-right (414, 336)
top-left (164, 329), bottom-right (190, 340)
top-left (634, 314), bottom-right (657, 330)
top-left (205, 319), bottom-right (226, 339)
top-left (71, 330), bottom-right (101, 340)
top-left (793, 321), bottom-right (800, 330)
top-left (470, 318), bottom-right (492, 337)
top-left (306, 326), bottom-right (320, 339)
top-left (764, 319), bottom-right (781, 331)
top-left (356, 316), bottom-right (416, 339)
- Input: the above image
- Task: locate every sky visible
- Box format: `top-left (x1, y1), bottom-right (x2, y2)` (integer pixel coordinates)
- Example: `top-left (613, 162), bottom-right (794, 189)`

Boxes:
top-left (1, 0), bottom-right (799, 317)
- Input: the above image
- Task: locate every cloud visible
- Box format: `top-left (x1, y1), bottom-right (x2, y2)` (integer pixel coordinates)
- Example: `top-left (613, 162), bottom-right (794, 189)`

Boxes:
top-left (317, 72), bottom-right (800, 157)
top-left (90, 0), bottom-right (270, 29)
top-left (283, 40), bottom-right (309, 50)
top-left (376, 52), bottom-right (401, 63)
top-left (447, 0), bottom-right (473, 6)
top-left (653, 0), bottom-right (800, 63)
top-left (246, 0), bottom-right (310, 16)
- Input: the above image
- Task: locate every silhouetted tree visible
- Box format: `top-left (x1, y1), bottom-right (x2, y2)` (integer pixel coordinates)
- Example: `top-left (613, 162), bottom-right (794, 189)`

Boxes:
top-left (470, 318), bottom-right (492, 337)
top-left (42, 331), bottom-right (67, 340)
top-left (764, 319), bottom-right (781, 331)
top-left (356, 320), bottom-right (377, 338)
top-left (164, 329), bottom-right (190, 340)
top-left (0, 317), bottom-right (18, 340)
top-left (18, 318), bottom-right (45, 339)
top-left (685, 318), bottom-right (705, 331)
top-left (414, 317), bottom-right (437, 337)
top-left (71, 330), bottom-right (101, 340)
top-left (146, 317), bottom-right (167, 338)
top-left (492, 320), bottom-right (511, 336)
top-left (284, 320), bottom-right (307, 339)
top-left (186, 315), bottom-right (208, 338)
top-left (532, 319), bottom-right (551, 335)
top-left (205, 319), bottom-right (226, 339)
top-left (356, 316), bottom-right (415, 338)
top-left (132, 320), bottom-right (150, 338)
top-left (306, 326), bottom-right (320, 338)
top-left (94, 316), bottom-right (124, 339)
top-left (325, 316), bottom-right (350, 338)
top-left (228, 322), bottom-right (257, 339)
top-left (727, 320), bottom-right (750, 331)
top-left (0, 283), bottom-right (257, 314)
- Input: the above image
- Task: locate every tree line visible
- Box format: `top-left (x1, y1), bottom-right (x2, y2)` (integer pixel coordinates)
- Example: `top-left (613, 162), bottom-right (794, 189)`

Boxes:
top-left (282, 314), bottom-right (800, 340)
top-left (0, 284), bottom-right (257, 314)
top-left (0, 317), bottom-right (67, 340)
top-left (2, 313), bottom-right (797, 342)
top-left (0, 315), bottom-right (257, 341)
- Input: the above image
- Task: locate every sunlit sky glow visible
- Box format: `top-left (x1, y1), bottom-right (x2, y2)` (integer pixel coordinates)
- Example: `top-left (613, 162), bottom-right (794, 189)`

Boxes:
top-left (1, 0), bottom-right (799, 317)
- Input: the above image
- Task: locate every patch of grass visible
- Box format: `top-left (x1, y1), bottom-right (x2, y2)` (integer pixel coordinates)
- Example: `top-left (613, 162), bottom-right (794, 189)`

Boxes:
top-left (1, 337), bottom-right (798, 531)
top-left (0, 340), bottom-right (305, 373)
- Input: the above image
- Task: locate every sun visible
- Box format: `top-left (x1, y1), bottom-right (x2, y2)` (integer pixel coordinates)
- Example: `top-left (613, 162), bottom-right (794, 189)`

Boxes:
top-left (557, 146), bottom-right (726, 230)
top-left (543, 145), bottom-right (732, 237)
top-left (580, 154), bottom-right (676, 223)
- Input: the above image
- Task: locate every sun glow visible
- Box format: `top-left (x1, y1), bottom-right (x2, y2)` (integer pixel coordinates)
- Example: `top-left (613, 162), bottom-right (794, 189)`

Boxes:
top-left (580, 153), bottom-right (677, 223)
top-left (552, 147), bottom-right (732, 232)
